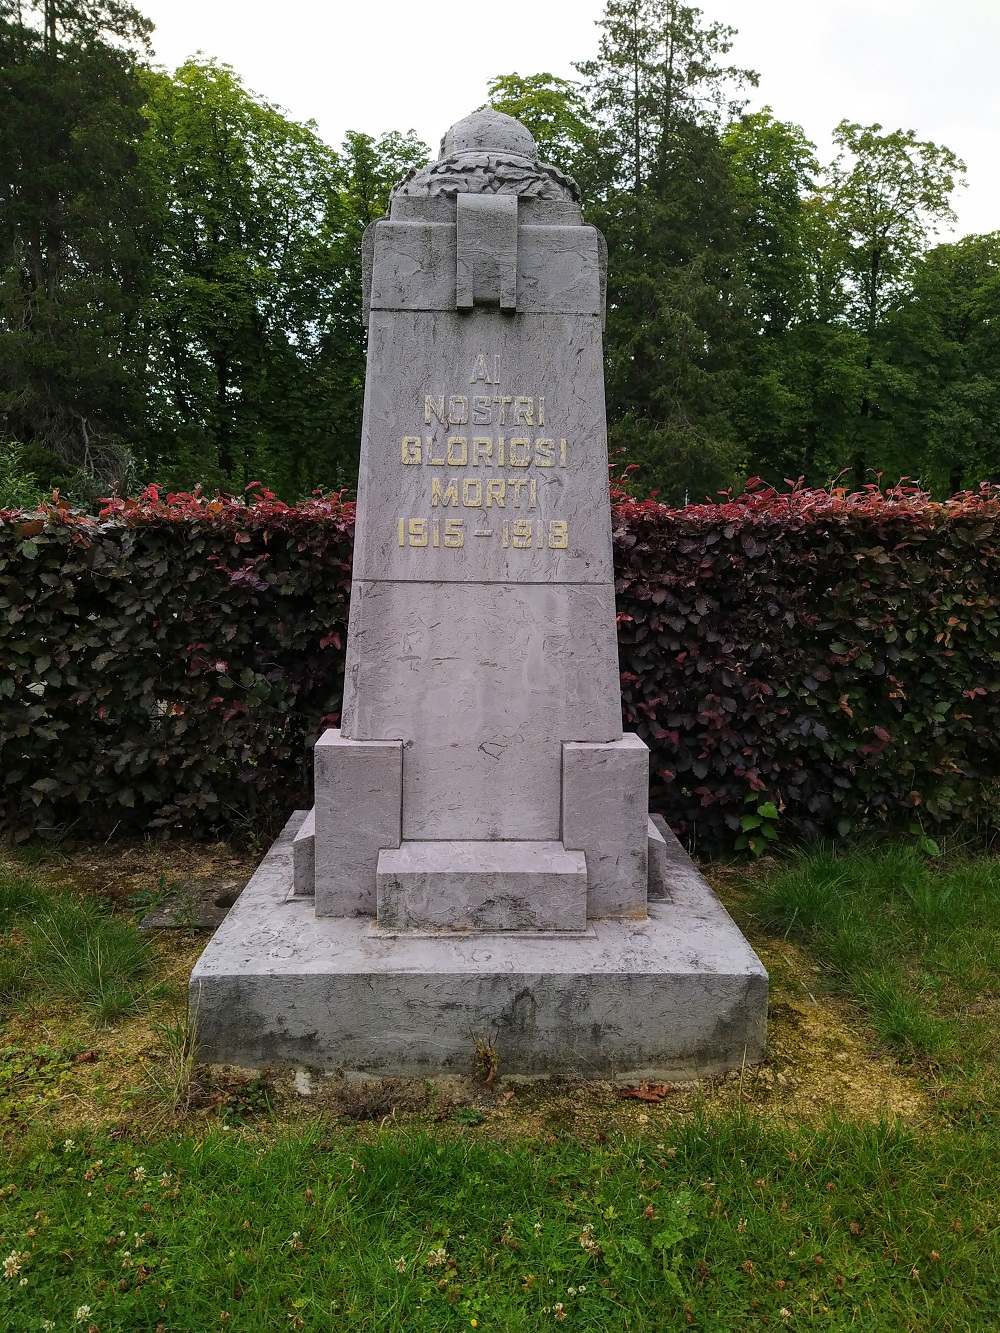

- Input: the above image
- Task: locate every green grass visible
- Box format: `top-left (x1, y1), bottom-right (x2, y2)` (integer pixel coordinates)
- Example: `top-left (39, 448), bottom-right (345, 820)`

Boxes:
top-left (1, 841), bottom-right (999, 1329)
top-left (0, 867), bottom-right (157, 1022)
top-left (749, 844), bottom-right (1000, 1113)
top-left (1, 1117), bottom-right (996, 1331)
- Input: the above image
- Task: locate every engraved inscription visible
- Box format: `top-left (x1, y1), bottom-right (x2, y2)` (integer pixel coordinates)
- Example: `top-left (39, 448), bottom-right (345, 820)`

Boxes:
top-left (398, 357), bottom-right (571, 554)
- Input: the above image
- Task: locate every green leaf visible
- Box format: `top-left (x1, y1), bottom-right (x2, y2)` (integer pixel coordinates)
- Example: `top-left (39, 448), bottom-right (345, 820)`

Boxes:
top-left (757, 801), bottom-right (779, 820)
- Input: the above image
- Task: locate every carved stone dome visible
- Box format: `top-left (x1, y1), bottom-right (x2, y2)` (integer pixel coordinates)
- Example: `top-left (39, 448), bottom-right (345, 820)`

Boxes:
top-left (440, 109), bottom-right (537, 161)
top-left (392, 108), bottom-right (580, 204)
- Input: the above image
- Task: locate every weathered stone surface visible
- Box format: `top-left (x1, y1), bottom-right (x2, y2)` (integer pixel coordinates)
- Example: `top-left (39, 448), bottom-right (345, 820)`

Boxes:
top-left (191, 813), bottom-right (768, 1077)
top-left (376, 840), bottom-right (587, 932)
top-left (647, 815), bottom-right (669, 901)
top-left (291, 807), bottom-right (315, 898)
top-left (368, 225), bottom-right (603, 316)
top-left (190, 108), bottom-right (769, 1080)
top-left (456, 194), bottom-right (518, 309)
top-left (341, 580), bottom-right (622, 840)
top-left (562, 735), bottom-right (650, 918)
top-left (314, 730), bottom-right (401, 917)
top-left (352, 310), bottom-right (611, 584)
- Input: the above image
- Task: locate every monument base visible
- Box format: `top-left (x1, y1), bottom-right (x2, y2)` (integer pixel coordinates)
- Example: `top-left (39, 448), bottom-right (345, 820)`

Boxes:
top-left (189, 813), bottom-right (768, 1080)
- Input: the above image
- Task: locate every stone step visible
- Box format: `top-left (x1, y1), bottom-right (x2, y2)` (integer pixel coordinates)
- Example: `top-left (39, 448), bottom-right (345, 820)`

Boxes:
top-left (376, 840), bottom-right (587, 933)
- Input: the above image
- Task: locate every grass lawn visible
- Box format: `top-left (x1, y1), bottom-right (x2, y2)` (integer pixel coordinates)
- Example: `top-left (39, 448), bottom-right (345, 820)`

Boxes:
top-left (1, 840), bottom-right (997, 1330)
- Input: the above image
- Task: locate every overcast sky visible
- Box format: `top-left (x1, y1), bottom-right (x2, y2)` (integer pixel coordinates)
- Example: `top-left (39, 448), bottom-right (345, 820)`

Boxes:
top-left (142, 0), bottom-right (999, 239)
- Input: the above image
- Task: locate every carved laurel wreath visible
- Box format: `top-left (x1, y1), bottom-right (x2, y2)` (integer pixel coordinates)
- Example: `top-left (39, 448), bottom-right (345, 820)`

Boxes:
top-left (393, 152), bottom-right (580, 203)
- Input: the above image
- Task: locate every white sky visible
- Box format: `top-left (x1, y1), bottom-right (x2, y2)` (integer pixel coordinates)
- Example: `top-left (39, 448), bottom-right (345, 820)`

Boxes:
top-left (142, 0), bottom-right (1000, 239)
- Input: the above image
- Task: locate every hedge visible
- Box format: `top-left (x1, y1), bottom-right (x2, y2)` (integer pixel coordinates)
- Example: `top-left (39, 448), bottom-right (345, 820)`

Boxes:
top-left (2, 481), bottom-right (999, 851)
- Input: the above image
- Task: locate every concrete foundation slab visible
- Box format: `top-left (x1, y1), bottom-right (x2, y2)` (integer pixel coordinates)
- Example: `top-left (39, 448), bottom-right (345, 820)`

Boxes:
top-left (376, 839), bottom-right (587, 932)
top-left (190, 813), bottom-right (768, 1079)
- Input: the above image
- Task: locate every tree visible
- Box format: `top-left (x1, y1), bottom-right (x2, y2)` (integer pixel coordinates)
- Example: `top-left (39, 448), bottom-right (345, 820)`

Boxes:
top-left (572, 0), bottom-right (758, 500)
top-left (830, 122), bottom-right (965, 342)
top-left (139, 60), bottom-right (426, 495)
top-left (828, 122), bottom-right (965, 485)
top-left (723, 109), bottom-right (819, 336)
top-left (884, 233), bottom-right (1000, 492)
top-left (485, 72), bottom-right (595, 180)
top-left (0, 0), bottom-right (154, 493)
top-left (576, 0), bottom-right (756, 196)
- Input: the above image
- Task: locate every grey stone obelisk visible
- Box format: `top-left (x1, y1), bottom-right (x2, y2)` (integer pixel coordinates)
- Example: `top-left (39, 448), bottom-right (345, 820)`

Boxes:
top-left (190, 111), bottom-right (768, 1078)
top-left (310, 109), bottom-right (648, 929)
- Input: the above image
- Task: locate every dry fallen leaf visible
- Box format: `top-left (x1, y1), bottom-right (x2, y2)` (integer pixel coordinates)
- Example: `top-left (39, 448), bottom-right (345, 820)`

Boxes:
top-left (620, 1082), bottom-right (673, 1103)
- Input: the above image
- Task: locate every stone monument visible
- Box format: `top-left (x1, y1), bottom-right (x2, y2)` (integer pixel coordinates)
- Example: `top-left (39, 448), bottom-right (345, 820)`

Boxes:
top-left (190, 110), bottom-right (767, 1077)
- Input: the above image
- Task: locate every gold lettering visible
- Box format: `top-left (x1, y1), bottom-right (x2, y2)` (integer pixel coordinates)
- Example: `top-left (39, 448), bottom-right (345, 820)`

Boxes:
top-left (549, 519), bottom-right (568, 549)
top-left (431, 478), bottom-right (459, 507)
top-left (511, 519), bottom-right (532, 549)
top-left (448, 395), bottom-right (469, 425)
top-left (529, 478), bottom-right (537, 507)
top-left (508, 477), bottom-right (528, 506)
top-left (424, 395), bottom-right (446, 425)
top-left (534, 438), bottom-right (554, 467)
top-left (560, 438), bottom-right (568, 466)
top-left (446, 436), bottom-right (468, 466)
top-left (472, 436), bottom-right (494, 466)
top-left (470, 353), bottom-right (491, 383)
top-left (497, 435), bottom-right (505, 466)
top-left (485, 479), bottom-right (506, 507)
top-left (513, 396), bottom-right (534, 426)
top-left (508, 438), bottom-right (531, 468)
top-left (444, 518), bottom-right (464, 548)
top-left (462, 478), bottom-right (483, 507)
top-left (538, 395), bottom-right (545, 426)
top-left (402, 435), bottom-right (422, 464)
top-left (409, 518), bottom-right (428, 547)
top-left (427, 435), bottom-right (446, 466)
top-left (492, 394), bottom-right (513, 425)
top-left (472, 395), bottom-right (492, 424)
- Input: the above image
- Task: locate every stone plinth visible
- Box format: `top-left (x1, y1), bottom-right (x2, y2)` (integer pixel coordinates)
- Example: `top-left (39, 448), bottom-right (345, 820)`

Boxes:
top-left (191, 813), bottom-right (768, 1078)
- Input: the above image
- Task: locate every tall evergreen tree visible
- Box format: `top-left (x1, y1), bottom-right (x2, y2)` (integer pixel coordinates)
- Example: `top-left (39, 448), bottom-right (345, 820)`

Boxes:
top-left (575, 0), bottom-right (758, 501)
top-left (0, 0), bottom-right (154, 493)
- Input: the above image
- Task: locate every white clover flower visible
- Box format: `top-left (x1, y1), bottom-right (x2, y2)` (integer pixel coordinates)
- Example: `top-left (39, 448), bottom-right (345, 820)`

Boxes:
top-left (63, 1139), bottom-right (75, 1152)
top-left (392, 1256), bottom-right (406, 1272)
top-left (578, 1224), bottom-right (600, 1256)
top-left (425, 1246), bottom-right (448, 1269)
top-left (3, 1251), bottom-right (26, 1279)
top-left (75, 1307), bottom-right (92, 1323)
top-left (19, 1277), bottom-right (28, 1287)
top-left (41, 1321), bottom-right (56, 1331)
top-left (133, 1166), bottom-right (147, 1183)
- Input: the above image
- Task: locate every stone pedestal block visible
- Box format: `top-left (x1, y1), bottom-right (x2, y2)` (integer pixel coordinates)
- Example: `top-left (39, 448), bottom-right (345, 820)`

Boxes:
top-left (376, 840), bottom-right (587, 933)
top-left (562, 735), bottom-right (650, 918)
top-left (291, 808), bottom-right (315, 898)
top-left (314, 729), bottom-right (402, 917)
